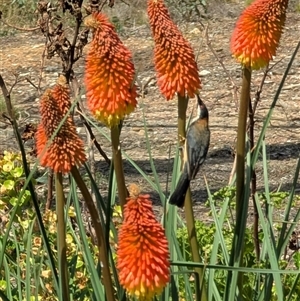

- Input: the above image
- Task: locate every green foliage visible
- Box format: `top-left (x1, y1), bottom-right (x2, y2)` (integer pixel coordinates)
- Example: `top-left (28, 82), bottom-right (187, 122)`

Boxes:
top-left (0, 0), bottom-right (37, 35)
top-left (1, 1), bottom-right (300, 300)
top-left (111, 16), bottom-right (125, 34)
top-left (0, 196), bottom-right (97, 300)
top-left (166, 0), bottom-right (207, 21)
top-left (0, 151), bottom-right (31, 216)
top-left (175, 184), bottom-right (300, 300)
top-left (0, 152), bottom-right (101, 301)
top-left (177, 221), bottom-right (300, 300)
top-left (177, 219), bottom-right (257, 297)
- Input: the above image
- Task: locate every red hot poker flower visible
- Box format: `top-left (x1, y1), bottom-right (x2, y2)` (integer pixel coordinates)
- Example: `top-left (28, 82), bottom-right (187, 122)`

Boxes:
top-left (230, 0), bottom-right (288, 70)
top-left (117, 184), bottom-right (170, 300)
top-left (147, 0), bottom-right (201, 100)
top-left (84, 13), bottom-right (137, 127)
top-left (36, 77), bottom-right (86, 173)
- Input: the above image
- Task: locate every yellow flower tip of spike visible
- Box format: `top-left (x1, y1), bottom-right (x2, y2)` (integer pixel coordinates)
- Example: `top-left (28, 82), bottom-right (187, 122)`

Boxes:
top-left (230, 0), bottom-right (288, 70)
top-left (128, 183), bottom-right (141, 198)
top-left (84, 14), bottom-right (99, 29)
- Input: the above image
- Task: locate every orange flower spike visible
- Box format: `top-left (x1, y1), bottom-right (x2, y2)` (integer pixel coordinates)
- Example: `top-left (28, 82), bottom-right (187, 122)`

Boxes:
top-left (230, 0), bottom-right (288, 70)
top-left (84, 13), bottom-right (137, 127)
top-left (147, 0), bottom-right (201, 100)
top-left (36, 80), bottom-right (86, 173)
top-left (117, 184), bottom-right (170, 300)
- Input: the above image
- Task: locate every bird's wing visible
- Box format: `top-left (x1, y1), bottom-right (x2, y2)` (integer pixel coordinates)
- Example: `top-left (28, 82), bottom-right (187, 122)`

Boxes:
top-left (186, 125), bottom-right (210, 179)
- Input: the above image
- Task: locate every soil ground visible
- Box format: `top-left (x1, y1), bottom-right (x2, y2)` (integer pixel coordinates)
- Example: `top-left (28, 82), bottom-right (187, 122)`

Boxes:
top-left (1, 2), bottom-right (300, 220)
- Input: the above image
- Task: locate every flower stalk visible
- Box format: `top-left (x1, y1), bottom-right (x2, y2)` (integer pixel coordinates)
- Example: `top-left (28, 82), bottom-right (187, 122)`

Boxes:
top-left (236, 67), bottom-right (252, 219)
top-left (71, 166), bottom-right (115, 301)
top-left (55, 172), bottom-right (70, 301)
top-left (84, 12), bottom-right (137, 209)
top-left (233, 66), bottom-right (252, 295)
top-left (111, 125), bottom-right (128, 208)
top-left (229, 0), bottom-right (288, 297)
top-left (178, 94), bottom-right (207, 301)
top-left (148, 0), bottom-right (207, 298)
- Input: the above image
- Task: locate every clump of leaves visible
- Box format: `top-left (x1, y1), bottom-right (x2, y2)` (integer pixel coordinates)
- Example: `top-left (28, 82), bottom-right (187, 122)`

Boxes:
top-left (177, 220), bottom-right (256, 296)
top-left (0, 152), bottom-right (99, 300)
top-left (0, 151), bottom-right (31, 218)
top-left (177, 186), bottom-right (300, 300)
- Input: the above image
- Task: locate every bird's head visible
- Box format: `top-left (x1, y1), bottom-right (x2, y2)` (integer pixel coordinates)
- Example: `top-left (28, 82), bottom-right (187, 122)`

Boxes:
top-left (196, 94), bottom-right (209, 120)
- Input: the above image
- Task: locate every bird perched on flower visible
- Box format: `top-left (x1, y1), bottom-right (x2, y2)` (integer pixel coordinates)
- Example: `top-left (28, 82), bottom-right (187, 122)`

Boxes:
top-left (169, 95), bottom-right (210, 207)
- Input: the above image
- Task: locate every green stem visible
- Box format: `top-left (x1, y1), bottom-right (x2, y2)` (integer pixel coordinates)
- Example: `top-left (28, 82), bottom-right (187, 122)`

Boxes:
top-left (111, 125), bottom-right (128, 210)
top-left (235, 66), bottom-right (252, 298)
top-left (177, 95), bottom-right (189, 147)
top-left (236, 67), bottom-right (251, 219)
top-left (177, 94), bottom-right (207, 301)
top-left (55, 173), bottom-right (70, 301)
top-left (71, 166), bottom-right (115, 301)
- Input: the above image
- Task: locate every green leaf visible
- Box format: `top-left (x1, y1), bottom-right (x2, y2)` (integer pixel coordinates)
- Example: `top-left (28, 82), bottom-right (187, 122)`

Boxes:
top-left (11, 166), bottom-right (23, 178)
top-left (293, 253), bottom-right (300, 269)
top-left (9, 196), bottom-right (18, 206)
top-left (0, 280), bottom-right (7, 290)
top-left (2, 162), bottom-right (13, 173)
top-left (76, 260), bottom-right (84, 269)
top-left (3, 179), bottom-right (15, 191)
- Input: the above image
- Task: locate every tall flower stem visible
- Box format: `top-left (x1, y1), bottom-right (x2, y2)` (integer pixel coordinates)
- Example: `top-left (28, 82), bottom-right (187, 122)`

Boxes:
top-left (233, 66), bottom-right (252, 295)
top-left (111, 125), bottom-right (128, 209)
top-left (71, 166), bottom-right (115, 301)
top-left (55, 173), bottom-right (70, 301)
top-left (177, 94), bottom-right (207, 301)
top-left (236, 67), bottom-right (251, 218)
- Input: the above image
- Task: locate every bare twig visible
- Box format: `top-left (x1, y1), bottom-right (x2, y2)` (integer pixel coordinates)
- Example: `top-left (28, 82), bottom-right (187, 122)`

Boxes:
top-left (119, 0), bottom-right (130, 6)
top-left (252, 59), bottom-right (283, 116)
top-left (46, 170), bottom-right (54, 210)
top-left (37, 39), bottom-right (48, 94)
top-left (136, 75), bottom-right (156, 97)
top-left (25, 78), bottom-right (40, 92)
top-left (205, 24), bottom-right (239, 184)
top-left (205, 25), bottom-right (239, 107)
top-left (248, 98), bottom-right (260, 261)
top-left (7, 75), bottom-right (23, 96)
top-left (0, 18), bottom-right (40, 31)
top-left (71, 75), bottom-right (111, 165)
top-left (76, 105), bottom-right (111, 165)
top-left (142, 76), bottom-right (156, 97)
top-left (0, 75), bottom-right (14, 119)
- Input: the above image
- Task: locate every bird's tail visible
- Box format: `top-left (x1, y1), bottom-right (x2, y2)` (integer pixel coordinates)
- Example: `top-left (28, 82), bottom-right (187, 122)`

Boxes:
top-left (169, 170), bottom-right (190, 208)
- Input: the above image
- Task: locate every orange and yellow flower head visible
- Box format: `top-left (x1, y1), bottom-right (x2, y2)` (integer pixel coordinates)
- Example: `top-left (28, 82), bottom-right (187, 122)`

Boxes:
top-left (230, 0), bottom-right (288, 70)
top-left (36, 76), bottom-right (86, 173)
top-left (147, 0), bottom-right (201, 100)
top-left (84, 13), bottom-right (137, 127)
top-left (117, 184), bottom-right (170, 300)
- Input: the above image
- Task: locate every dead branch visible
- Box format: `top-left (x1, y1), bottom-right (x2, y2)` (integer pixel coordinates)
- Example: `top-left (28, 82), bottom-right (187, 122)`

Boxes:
top-left (0, 74), bottom-right (14, 120)
top-left (76, 105), bottom-right (111, 165)
top-left (25, 78), bottom-right (40, 92)
top-left (71, 74), bottom-right (111, 166)
top-left (0, 16), bottom-right (40, 31)
top-left (205, 25), bottom-right (239, 108)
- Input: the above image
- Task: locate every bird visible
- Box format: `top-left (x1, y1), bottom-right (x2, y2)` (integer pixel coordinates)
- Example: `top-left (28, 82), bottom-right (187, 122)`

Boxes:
top-left (169, 94), bottom-right (210, 207)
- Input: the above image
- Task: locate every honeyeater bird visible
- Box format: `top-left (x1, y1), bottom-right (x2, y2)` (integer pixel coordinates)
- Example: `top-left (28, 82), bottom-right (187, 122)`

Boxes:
top-left (169, 94), bottom-right (210, 207)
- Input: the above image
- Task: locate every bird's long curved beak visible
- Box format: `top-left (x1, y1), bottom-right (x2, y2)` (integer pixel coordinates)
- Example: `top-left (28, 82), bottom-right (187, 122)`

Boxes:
top-left (196, 94), bottom-right (203, 106)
